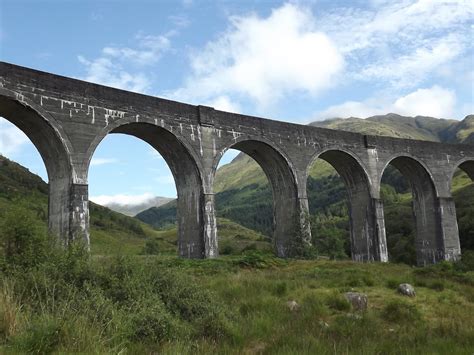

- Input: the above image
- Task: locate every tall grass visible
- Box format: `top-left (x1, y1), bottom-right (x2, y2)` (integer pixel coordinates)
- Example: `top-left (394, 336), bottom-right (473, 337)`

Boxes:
top-left (1, 206), bottom-right (474, 353)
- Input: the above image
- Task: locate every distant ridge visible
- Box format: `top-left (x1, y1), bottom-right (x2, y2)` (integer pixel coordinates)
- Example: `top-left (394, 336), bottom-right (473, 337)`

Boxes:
top-left (309, 114), bottom-right (473, 144)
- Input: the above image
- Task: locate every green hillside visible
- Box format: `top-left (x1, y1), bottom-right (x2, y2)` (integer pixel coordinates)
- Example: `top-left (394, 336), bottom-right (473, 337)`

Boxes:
top-left (310, 114), bottom-right (474, 143)
top-left (0, 155), bottom-right (158, 255)
top-left (0, 155), bottom-right (268, 256)
top-left (138, 114), bottom-right (474, 263)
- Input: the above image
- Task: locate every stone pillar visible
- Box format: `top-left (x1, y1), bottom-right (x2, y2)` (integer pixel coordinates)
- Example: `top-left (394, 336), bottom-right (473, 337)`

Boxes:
top-left (297, 197), bottom-right (312, 246)
top-left (203, 193), bottom-right (219, 258)
top-left (371, 198), bottom-right (388, 262)
top-left (437, 197), bottom-right (461, 261)
top-left (48, 180), bottom-right (90, 247)
top-left (69, 183), bottom-right (90, 246)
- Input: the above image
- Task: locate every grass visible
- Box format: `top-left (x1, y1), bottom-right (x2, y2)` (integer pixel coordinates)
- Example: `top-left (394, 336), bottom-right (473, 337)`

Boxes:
top-left (1, 247), bottom-right (473, 354)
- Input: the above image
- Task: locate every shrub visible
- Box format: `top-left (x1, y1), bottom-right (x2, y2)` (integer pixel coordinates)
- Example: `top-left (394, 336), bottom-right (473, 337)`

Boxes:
top-left (142, 238), bottom-right (160, 255)
top-left (455, 250), bottom-right (474, 272)
top-left (326, 293), bottom-right (351, 312)
top-left (220, 244), bottom-right (235, 255)
top-left (272, 281), bottom-right (288, 297)
top-left (0, 205), bottom-right (51, 270)
top-left (382, 300), bottom-right (422, 323)
top-left (126, 298), bottom-right (176, 343)
top-left (12, 316), bottom-right (62, 354)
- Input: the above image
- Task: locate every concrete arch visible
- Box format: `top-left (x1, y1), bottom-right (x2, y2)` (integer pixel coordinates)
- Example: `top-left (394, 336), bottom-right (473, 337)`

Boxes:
top-left (85, 116), bottom-right (205, 183)
top-left (0, 88), bottom-right (74, 180)
top-left (0, 89), bottom-right (79, 243)
top-left (380, 155), bottom-right (443, 265)
top-left (213, 138), bottom-right (301, 257)
top-left (306, 148), bottom-right (383, 261)
top-left (451, 158), bottom-right (474, 183)
top-left (379, 153), bottom-right (439, 196)
top-left (306, 147), bottom-right (373, 189)
top-left (86, 121), bottom-right (210, 258)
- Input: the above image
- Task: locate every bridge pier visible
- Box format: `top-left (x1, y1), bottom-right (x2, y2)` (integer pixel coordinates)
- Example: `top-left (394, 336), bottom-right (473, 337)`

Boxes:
top-left (437, 197), bottom-right (461, 262)
top-left (371, 198), bottom-right (389, 262)
top-left (203, 193), bottom-right (219, 258)
top-left (48, 180), bottom-right (90, 247)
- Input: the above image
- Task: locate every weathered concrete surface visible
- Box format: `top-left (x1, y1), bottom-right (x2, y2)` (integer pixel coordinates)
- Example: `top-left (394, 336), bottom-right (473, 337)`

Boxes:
top-left (0, 62), bottom-right (473, 264)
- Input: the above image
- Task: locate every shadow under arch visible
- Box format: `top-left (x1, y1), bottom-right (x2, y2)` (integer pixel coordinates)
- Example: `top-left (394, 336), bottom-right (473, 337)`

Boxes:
top-left (380, 155), bottom-right (442, 265)
top-left (0, 89), bottom-right (74, 242)
top-left (214, 139), bottom-right (300, 257)
top-left (450, 159), bottom-right (474, 254)
top-left (86, 122), bottom-right (208, 258)
top-left (452, 159), bottom-right (474, 182)
top-left (307, 149), bottom-right (384, 261)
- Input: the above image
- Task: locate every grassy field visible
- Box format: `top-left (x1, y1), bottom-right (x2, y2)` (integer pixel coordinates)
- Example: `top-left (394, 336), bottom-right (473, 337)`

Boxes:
top-left (1, 241), bottom-right (473, 353)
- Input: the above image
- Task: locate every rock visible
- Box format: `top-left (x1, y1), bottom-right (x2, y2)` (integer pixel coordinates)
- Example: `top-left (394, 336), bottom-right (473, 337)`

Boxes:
top-left (318, 320), bottom-right (330, 328)
top-left (286, 300), bottom-right (300, 311)
top-left (344, 292), bottom-right (368, 311)
top-left (398, 283), bottom-right (416, 297)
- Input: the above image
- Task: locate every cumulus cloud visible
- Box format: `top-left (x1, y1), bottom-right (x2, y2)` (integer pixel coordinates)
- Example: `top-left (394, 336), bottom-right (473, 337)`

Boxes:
top-left (78, 33), bottom-right (171, 93)
top-left (168, 1), bottom-right (471, 114)
top-left (393, 86), bottom-right (456, 118)
top-left (169, 3), bottom-right (344, 108)
top-left (323, 0), bottom-right (473, 88)
top-left (90, 193), bottom-right (154, 206)
top-left (317, 85), bottom-right (456, 119)
top-left (90, 157), bottom-right (119, 166)
top-left (0, 118), bottom-right (29, 156)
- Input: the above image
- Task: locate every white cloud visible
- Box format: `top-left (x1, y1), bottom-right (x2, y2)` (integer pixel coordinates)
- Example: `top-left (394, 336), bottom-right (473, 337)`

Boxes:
top-left (357, 34), bottom-right (465, 88)
top-left (90, 192), bottom-right (154, 206)
top-left (321, 0), bottom-right (472, 88)
top-left (317, 85), bottom-right (456, 119)
top-left (169, 3), bottom-right (344, 108)
top-left (393, 86), bottom-right (456, 118)
top-left (0, 118), bottom-right (29, 156)
top-left (78, 33), bottom-right (171, 93)
top-left (90, 157), bottom-right (119, 166)
top-left (208, 96), bottom-right (241, 113)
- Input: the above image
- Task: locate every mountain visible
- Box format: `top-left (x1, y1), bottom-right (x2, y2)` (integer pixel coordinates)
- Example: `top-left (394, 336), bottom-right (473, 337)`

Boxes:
top-left (310, 114), bottom-right (474, 143)
top-left (0, 155), bottom-right (170, 255)
top-left (0, 155), bottom-right (268, 256)
top-left (136, 114), bottom-right (474, 263)
top-left (103, 196), bottom-right (174, 217)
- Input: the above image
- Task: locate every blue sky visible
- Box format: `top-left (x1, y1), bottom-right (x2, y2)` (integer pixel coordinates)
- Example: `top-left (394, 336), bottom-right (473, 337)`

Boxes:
top-left (0, 0), bottom-right (473, 206)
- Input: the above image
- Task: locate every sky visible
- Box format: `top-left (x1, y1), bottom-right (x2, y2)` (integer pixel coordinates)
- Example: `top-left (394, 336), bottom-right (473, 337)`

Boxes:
top-left (0, 0), bottom-right (473, 205)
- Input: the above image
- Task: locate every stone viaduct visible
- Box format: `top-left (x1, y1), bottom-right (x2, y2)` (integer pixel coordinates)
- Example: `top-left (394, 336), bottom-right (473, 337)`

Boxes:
top-left (0, 62), bottom-right (473, 265)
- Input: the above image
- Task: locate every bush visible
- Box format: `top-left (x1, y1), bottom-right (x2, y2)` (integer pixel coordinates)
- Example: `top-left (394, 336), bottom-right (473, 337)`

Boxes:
top-left (272, 282), bottom-right (288, 297)
top-left (12, 316), bottom-right (62, 354)
top-left (382, 300), bottom-right (422, 323)
top-left (0, 205), bottom-right (51, 270)
top-left (126, 298), bottom-right (176, 343)
top-left (455, 250), bottom-right (474, 272)
top-left (142, 238), bottom-right (160, 255)
top-left (220, 244), bottom-right (235, 255)
top-left (326, 293), bottom-right (351, 312)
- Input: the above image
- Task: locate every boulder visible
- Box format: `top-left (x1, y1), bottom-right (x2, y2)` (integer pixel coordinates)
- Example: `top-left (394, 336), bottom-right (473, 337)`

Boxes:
top-left (398, 283), bottom-right (416, 297)
top-left (344, 292), bottom-right (368, 311)
top-left (286, 300), bottom-right (300, 311)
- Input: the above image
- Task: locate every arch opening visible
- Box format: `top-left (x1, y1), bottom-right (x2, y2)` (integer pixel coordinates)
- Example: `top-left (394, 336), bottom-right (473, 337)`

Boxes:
top-left (0, 94), bottom-right (73, 241)
top-left (88, 122), bottom-right (205, 258)
top-left (214, 140), bottom-right (299, 257)
top-left (381, 156), bottom-right (441, 266)
top-left (450, 161), bottom-right (474, 254)
top-left (213, 149), bottom-right (273, 255)
top-left (307, 150), bottom-right (378, 261)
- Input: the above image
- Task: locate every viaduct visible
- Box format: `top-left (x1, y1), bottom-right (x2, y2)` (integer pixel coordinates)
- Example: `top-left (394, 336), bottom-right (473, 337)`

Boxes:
top-left (0, 62), bottom-right (473, 266)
